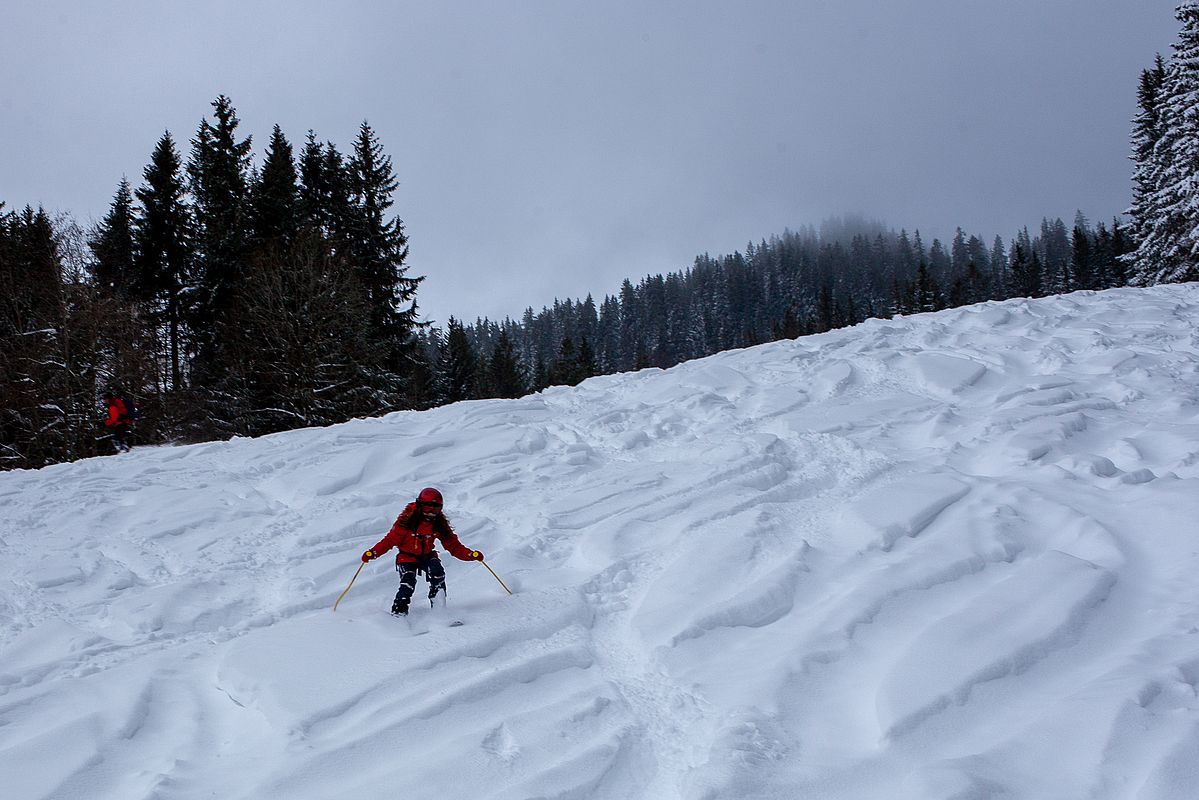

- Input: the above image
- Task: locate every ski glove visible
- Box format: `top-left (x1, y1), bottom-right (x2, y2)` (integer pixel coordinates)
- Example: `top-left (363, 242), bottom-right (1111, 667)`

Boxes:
top-left (361, 549), bottom-right (376, 562)
top-left (470, 550), bottom-right (484, 560)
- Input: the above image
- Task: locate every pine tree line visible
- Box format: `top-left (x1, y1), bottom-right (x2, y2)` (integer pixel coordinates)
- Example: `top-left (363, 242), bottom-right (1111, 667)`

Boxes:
top-left (2, 96), bottom-right (421, 468)
top-left (422, 215), bottom-right (1132, 404)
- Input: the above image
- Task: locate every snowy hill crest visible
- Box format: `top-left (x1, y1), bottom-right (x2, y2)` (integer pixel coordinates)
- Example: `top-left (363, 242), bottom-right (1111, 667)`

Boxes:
top-left (3, 286), bottom-right (1199, 799)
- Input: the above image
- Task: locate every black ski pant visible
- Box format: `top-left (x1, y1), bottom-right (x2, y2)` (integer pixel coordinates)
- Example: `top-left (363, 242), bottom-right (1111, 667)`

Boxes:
top-left (111, 424), bottom-right (132, 453)
top-left (391, 558), bottom-right (446, 614)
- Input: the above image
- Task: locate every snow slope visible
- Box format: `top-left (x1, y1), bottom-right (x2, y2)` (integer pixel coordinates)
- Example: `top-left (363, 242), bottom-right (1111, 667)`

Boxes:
top-left (3, 286), bottom-right (1199, 800)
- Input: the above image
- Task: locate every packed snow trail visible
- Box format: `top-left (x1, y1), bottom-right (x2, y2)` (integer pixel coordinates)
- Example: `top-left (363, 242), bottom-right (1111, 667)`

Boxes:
top-left (2, 285), bottom-right (1199, 799)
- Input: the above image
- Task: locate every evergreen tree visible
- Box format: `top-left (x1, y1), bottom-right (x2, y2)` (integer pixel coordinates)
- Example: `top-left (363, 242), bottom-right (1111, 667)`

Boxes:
top-left (914, 261), bottom-right (940, 312)
top-left (1040, 218), bottom-right (1071, 293)
top-left (618, 278), bottom-right (639, 371)
top-left (989, 235), bottom-right (1008, 299)
top-left (1131, 4), bottom-right (1199, 284)
top-left (485, 329), bottom-right (527, 399)
top-left (1010, 243), bottom-right (1043, 298)
top-left (90, 178), bottom-right (136, 297)
top-left (250, 124), bottom-right (300, 247)
top-left (188, 95), bottom-right (253, 380)
top-left (219, 232), bottom-right (382, 435)
top-left (896, 229), bottom-right (916, 280)
top-left (1125, 54), bottom-right (1168, 278)
top-left (0, 207), bottom-right (69, 467)
top-left (951, 228), bottom-right (970, 277)
top-left (577, 336), bottom-right (598, 382)
top-left (402, 330), bottom-right (440, 410)
top-left (297, 135), bottom-right (359, 274)
top-left (1072, 223), bottom-right (1094, 290)
top-left (1110, 219), bottom-right (1131, 287)
top-left (816, 281), bottom-right (835, 332)
top-left (438, 317), bottom-right (477, 403)
top-left (134, 132), bottom-right (194, 390)
top-left (890, 276), bottom-right (912, 316)
top-left (964, 261), bottom-right (987, 305)
top-left (597, 294), bottom-right (621, 373)
top-left (348, 121), bottom-right (420, 362)
top-left (549, 336), bottom-right (581, 386)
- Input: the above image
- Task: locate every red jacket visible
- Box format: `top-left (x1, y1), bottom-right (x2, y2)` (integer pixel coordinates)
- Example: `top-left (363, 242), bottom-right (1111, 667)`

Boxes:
top-left (105, 398), bottom-right (129, 428)
top-left (370, 503), bottom-right (475, 565)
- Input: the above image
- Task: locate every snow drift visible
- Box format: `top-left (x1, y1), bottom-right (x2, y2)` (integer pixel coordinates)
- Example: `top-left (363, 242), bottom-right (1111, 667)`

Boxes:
top-left (3, 285), bottom-right (1199, 799)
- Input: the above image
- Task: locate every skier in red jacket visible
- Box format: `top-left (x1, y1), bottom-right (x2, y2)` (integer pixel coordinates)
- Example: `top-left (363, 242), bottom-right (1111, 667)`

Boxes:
top-left (103, 390), bottom-right (133, 453)
top-left (362, 487), bottom-right (483, 616)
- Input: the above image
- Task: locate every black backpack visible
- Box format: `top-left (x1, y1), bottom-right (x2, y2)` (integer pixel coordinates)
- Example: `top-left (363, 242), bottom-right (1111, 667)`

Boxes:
top-left (120, 394), bottom-right (138, 423)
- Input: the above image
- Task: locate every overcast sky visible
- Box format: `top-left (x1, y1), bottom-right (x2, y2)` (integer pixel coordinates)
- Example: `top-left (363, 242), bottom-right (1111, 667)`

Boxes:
top-left (0, 1), bottom-right (1181, 325)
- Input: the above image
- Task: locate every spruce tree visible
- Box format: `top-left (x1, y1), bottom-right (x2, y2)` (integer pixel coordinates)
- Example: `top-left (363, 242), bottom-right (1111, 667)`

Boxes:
top-left (1125, 54), bottom-right (1168, 279)
top-left (90, 178), bottom-right (136, 298)
top-left (438, 317), bottom-right (477, 403)
top-left (549, 336), bottom-right (581, 386)
top-left (348, 121), bottom-right (420, 364)
top-left (486, 329), bottom-right (527, 398)
top-left (577, 337), bottom-right (598, 382)
top-left (188, 95), bottom-right (253, 380)
top-left (597, 294), bottom-right (621, 373)
top-left (1131, 4), bottom-right (1199, 284)
top-left (1072, 224), bottom-right (1094, 290)
top-left (896, 229), bottom-right (916, 281)
top-left (0, 207), bottom-right (70, 467)
top-left (914, 261), bottom-right (939, 312)
top-left (1110, 219), bottom-right (1131, 286)
top-left (1010, 243), bottom-right (1043, 298)
top-left (618, 278), bottom-right (639, 371)
top-left (250, 125), bottom-right (300, 248)
top-left (134, 132), bottom-right (193, 390)
top-left (299, 132), bottom-right (334, 236)
top-left (298, 135), bottom-right (358, 261)
top-left (989, 235), bottom-right (1009, 299)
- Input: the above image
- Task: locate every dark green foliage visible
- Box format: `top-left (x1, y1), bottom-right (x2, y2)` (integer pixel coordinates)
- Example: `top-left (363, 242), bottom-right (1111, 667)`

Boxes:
top-left (1072, 225), bottom-right (1094, 290)
top-left (914, 261), bottom-right (941, 312)
top-left (0, 207), bottom-right (68, 467)
top-left (348, 121), bottom-right (420, 366)
top-left (90, 178), bottom-right (136, 297)
top-left (133, 131), bottom-right (193, 391)
top-left (546, 335), bottom-right (597, 387)
top-left (485, 330), bottom-right (528, 399)
top-left (1009, 244), bottom-right (1043, 298)
top-left (250, 125), bottom-right (300, 248)
top-left (188, 95), bottom-right (253, 382)
top-left (218, 233), bottom-right (393, 436)
top-left (438, 317), bottom-right (477, 404)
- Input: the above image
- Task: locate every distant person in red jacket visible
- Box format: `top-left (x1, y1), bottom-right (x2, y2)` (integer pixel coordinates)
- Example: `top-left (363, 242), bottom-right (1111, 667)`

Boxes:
top-left (362, 487), bottom-right (483, 616)
top-left (103, 390), bottom-right (134, 453)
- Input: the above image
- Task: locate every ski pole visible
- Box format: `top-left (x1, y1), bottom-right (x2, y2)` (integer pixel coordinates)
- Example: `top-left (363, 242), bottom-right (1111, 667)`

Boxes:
top-left (333, 562), bottom-right (365, 612)
top-left (480, 559), bottom-right (512, 595)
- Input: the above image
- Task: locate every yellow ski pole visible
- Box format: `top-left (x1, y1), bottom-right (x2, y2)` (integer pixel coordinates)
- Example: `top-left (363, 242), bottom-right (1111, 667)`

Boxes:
top-left (333, 561), bottom-right (366, 611)
top-left (480, 559), bottom-right (512, 595)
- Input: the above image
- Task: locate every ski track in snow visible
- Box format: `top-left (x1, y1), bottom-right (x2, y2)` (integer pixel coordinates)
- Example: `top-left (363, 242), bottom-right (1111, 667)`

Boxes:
top-left (3, 286), bottom-right (1199, 798)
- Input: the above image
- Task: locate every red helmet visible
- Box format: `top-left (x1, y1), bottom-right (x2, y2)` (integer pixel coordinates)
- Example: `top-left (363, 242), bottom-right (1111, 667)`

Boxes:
top-left (417, 487), bottom-right (443, 507)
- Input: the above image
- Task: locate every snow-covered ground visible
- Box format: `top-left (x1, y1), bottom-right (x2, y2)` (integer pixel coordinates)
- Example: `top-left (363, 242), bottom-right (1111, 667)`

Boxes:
top-left (3, 286), bottom-right (1199, 800)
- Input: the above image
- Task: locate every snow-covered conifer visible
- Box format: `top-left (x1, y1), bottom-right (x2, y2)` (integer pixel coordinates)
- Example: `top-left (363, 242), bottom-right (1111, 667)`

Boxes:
top-left (1130, 4), bottom-right (1199, 284)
